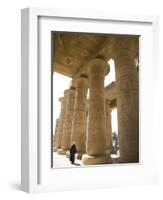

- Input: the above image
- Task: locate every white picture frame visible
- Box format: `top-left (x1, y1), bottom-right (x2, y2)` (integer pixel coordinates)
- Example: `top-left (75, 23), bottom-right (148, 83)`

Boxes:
top-left (21, 7), bottom-right (159, 193)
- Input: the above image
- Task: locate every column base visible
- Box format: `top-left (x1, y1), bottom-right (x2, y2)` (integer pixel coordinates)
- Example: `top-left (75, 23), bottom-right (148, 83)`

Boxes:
top-left (76, 152), bottom-right (82, 160)
top-left (66, 151), bottom-right (70, 158)
top-left (106, 149), bottom-right (112, 156)
top-left (117, 157), bottom-right (139, 164)
top-left (53, 147), bottom-right (57, 152)
top-left (57, 149), bottom-right (67, 155)
top-left (82, 154), bottom-right (112, 165)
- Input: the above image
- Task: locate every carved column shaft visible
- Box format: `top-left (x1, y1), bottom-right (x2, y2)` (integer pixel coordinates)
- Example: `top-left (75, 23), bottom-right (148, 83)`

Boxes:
top-left (82, 58), bottom-right (110, 165)
top-left (53, 118), bottom-right (60, 151)
top-left (71, 77), bottom-right (88, 158)
top-left (113, 37), bottom-right (139, 162)
top-left (105, 99), bottom-right (112, 155)
top-left (55, 97), bottom-right (66, 149)
top-left (60, 88), bottom-right (75, 154)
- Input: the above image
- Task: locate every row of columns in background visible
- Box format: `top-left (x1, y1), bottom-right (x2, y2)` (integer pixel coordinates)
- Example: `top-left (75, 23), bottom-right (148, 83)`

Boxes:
top-left (54, 77), bottom-right (88, 159)
top-left (54, 59), bottom-right (112, 165)
top-left (54, 37), bottom-right (139, 164)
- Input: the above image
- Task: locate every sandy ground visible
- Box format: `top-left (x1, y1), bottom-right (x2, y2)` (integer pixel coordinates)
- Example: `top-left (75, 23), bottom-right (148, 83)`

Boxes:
top-left (53, 152), bottom-right (120, 168)
top-left (53, 152), bottom-right (83, 168)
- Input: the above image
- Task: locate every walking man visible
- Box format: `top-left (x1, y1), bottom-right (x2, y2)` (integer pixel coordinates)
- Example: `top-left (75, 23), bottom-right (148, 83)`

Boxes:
top-left (69, 141), bottom-right (77, 164)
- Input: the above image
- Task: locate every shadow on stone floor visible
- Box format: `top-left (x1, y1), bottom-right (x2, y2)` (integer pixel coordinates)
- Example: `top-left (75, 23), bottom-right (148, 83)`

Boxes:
top-left (72, 163), bottom-right (81, 166)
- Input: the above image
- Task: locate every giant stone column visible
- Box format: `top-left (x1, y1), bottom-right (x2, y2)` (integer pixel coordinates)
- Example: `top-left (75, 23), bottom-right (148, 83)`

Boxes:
top-left (53, 118), bottom-right (60, 152)
top-left (58, 88), bottom-right (75, 154)
top-left (105, 99), bottom-right (112, 155)
top-left (113, 36), bottom-right (139, 163)
top-left (71, 76), bottom-right (88, 159)
top-left (82, 58), bottom-right (110, 165)
top-left (55, 97), bottom-right (66, 150)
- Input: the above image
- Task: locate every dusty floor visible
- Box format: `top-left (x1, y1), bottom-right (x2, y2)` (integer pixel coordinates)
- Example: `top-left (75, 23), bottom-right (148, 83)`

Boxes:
top-left (53, 152), bottom-right (83, 168)
top-left (53, 152), bottom-right (120, 168)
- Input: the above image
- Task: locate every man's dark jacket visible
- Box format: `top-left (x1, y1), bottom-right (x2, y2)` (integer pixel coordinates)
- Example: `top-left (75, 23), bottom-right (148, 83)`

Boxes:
top-left (70, 144), bottom-right (77, 163)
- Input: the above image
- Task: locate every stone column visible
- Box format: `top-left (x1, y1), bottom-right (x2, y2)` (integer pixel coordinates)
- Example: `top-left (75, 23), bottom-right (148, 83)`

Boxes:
top-left (105, 99), bottom-right (112, 155)
top-left (113, 36), bottom-right (139, 163)
top-left (58, 88), bottom-right (75, 154)
top-left (55, 97), bottom-right (66, 150)
top-left (82, 58), bottom-right (110, 165)
top-left (53, 118), bottom-right (60, 152)
top-left (71, 76), bottom-right (88, 159)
